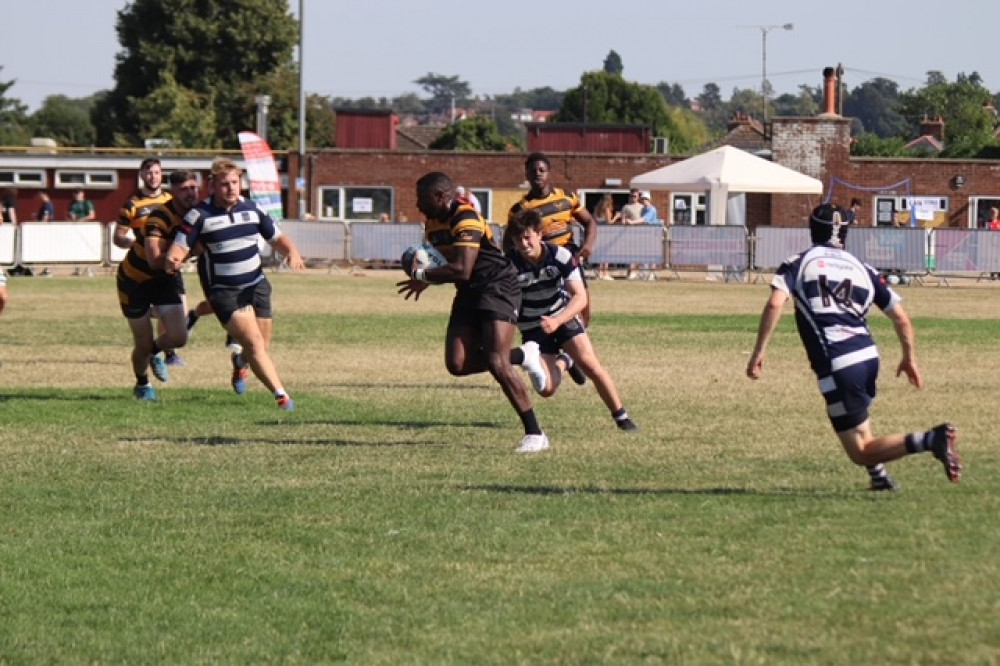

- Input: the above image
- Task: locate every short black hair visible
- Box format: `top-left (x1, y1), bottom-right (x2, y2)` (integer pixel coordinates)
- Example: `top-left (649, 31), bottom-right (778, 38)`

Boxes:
top-left (524, 152), bottom-right (550, 169)
top-left (139, 157), bottom-right (161, 171)
top-left (416, 171), bottom-right (453, 197)
top-left (850, 197), bottom-right (861, 207)
top-left (809, 203), bottom-right (848, 247)
top-left (168, 170), bottom-right (198, 186)
top-left (507, 208), bottom-right (543, 238)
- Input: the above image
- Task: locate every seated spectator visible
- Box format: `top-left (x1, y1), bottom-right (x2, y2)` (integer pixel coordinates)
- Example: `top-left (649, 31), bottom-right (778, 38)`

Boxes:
top-left (36, 192), bottom-right (55, 221)
top-left (68, 189), bottom-right (96, 221)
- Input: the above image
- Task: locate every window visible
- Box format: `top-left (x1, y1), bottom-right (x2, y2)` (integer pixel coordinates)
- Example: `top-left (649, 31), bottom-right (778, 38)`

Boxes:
top-left (54, 170), bottom-right (118, 190)
top-left (0, 170), bottom-right (46, 187)
top-left (670, 193), bottom-right (707, 225)
top-left (317, 186), bottom-right (393, 220)
top-left (580, 189), bottom-right (630, 217)
top-left (969, 196), bottom-right (1000, 229)
top-left (469, 188), bottom-right (492, 221)
top-left (874, 195), bottom-right (949, 228)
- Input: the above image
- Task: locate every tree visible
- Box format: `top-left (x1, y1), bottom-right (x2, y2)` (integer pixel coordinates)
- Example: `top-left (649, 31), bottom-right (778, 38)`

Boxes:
top-left (29, 95), bottom-right (97, 147)
top-left (603, 50), bottom-right (623, 76)
top-left (657, 82), bottom-right (689, 108)
top-left (414, 73), bottom-right (471, 117)
top-left (851, 133), bottom-right (909, 157)
top-left (772, 85), bottom-right (821, 118)
top-left (900, 73), bottom-right (997, 157)
top-left (235, 64), bottom-right (336, 150)
top-left (130, 72), bottom-right (220, 149)
top-left (96, 0), bottom-right (298, 147)
top-left (554, 71), bottom-right (709, 154)
top-left (428, 117), bottom-right (509, 151)
top-left (0, 69), bottom-right (30, 146)
top-left (843, 78), bottom-right (907, 138)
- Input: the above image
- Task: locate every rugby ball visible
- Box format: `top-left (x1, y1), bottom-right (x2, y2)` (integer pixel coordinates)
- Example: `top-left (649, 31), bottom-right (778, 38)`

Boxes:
top-left (401, 242), bottom-right (447, 277)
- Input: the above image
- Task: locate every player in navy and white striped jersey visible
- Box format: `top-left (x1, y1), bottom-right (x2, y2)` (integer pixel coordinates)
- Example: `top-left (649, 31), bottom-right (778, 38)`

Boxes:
top-left (747, 203), bottom-right (960, 489)
top-left (506, 208), bottom-right (637, 432)
top-left (166, 159), bottom-right (304, 411)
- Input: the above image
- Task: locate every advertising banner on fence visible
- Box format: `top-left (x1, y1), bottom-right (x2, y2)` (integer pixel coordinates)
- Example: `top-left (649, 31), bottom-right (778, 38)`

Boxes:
top-left (238, 131), bottom-right (284, 221)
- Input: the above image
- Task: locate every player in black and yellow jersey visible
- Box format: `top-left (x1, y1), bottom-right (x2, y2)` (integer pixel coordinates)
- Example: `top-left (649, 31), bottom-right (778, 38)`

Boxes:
top-left (116, 171), bottom-right (199, 401)
top-left (398, 171), bottom-right (550, 453)
top-left (507, 152), bottom-right (598, 327)
top-left (114, 157), bottom-right (186, 367)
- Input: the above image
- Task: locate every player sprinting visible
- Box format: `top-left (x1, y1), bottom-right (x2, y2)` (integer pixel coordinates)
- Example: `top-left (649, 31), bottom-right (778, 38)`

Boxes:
top-left (746, 203), bottom-right (961, 490)
top-left (397, 171), bottom-right (549, 453)
top-left (508, 153), bottom-right (598, 327)
top-left (506, 208), bottom-right (638, 432)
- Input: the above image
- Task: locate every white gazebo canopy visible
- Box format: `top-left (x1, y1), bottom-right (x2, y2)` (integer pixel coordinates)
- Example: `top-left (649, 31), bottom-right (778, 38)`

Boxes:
top-left (631, 145), bottom-right (823, 225)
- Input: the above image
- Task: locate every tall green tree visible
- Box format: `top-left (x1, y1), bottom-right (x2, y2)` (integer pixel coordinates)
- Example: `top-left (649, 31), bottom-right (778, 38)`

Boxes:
top-left (414, 73), bottom-right (471, 118)
top-left (555, 71), bottom-right (707, 154)
top-left (0, 69), bottom-right (30, 146)
top-left (603, 50), bottom-right (623, 76)
top-left (130, 72), bottom-right (220, 148)
top-left (900, 72), bottom-right (997, 157)
top-left (428, 117), bottom-right (510, 151)
top-left (29, 95), bottom-right (97, 147)
top-left (843, 78), bottom-right (907, 138)
top-left (93, 0), bottom-right (298, 147)
top-left (657, 82), bottom-right (689, 108)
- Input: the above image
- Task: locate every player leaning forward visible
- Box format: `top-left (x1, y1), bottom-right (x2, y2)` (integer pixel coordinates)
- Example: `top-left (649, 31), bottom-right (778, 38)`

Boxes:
top-left (166, 159), bottom-right (304, 410)
top-left (398, 171), bottom-right (549, 453)
top-left (746, 203), bottom-right (961, 490)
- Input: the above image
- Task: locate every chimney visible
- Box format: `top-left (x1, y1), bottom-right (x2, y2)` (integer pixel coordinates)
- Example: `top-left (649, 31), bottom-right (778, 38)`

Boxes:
top-left (821, 67), bottom-right (838, 116)
top-left (920, 115), bottom-right (945, 142)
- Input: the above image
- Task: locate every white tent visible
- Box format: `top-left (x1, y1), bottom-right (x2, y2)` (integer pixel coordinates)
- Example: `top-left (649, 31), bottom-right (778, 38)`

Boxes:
top-left (630, 145), bottom-right (823, 226)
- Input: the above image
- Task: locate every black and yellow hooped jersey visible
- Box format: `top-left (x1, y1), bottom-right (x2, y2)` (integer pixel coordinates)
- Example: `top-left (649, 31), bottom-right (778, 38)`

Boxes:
top-left (424, 200), bottom-right (510, 290)
top-left (118, 201), bottom-right (185, 285)
top-left (118, 190), bottom-right (172, 232)
top-left (507, 187), bottom-right (581, 247)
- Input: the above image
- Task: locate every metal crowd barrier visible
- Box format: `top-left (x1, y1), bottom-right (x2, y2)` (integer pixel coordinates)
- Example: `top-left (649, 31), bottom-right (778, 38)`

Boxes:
top-left (6, 220), bottom-right (1000, 284)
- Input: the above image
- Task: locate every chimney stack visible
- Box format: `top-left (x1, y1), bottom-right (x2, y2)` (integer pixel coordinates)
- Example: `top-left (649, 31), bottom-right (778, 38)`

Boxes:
top-left (821, 67), bottom-right (838, 116)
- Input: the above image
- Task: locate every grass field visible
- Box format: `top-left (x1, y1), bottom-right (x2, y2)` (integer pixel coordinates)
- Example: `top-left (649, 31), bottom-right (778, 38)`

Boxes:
top-left (1, 271), bottom-right (998, 664)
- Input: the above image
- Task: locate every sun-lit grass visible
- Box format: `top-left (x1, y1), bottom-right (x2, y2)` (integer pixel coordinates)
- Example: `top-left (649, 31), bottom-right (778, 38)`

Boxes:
top-left (0, 271), bottom-right (998, 664)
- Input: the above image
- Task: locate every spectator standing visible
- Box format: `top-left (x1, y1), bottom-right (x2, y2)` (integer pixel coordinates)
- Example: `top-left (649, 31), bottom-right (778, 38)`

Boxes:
top-left (845, 198), bottom-right (863, 226)
top-left (36, 192), bottom-right (55, 221)
top-left (620, 189), bottom-right (644, 279)
top-left (592, 193), bottom-right (618, 280)
top-left (3, 188), bottom-right (33, 276)
top-left (987, 207), bottom-right (1000, 279)
top-left (68, 189), bottom-right (96, 221)
top-left (639, 192), bottom-right (659, 224)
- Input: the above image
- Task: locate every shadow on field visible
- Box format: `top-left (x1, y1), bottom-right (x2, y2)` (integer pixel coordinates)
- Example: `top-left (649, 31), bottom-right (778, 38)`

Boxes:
top-left (462, 484), bottom-right (837, 497)
top-left (0, 390), bottom-right (121, 402)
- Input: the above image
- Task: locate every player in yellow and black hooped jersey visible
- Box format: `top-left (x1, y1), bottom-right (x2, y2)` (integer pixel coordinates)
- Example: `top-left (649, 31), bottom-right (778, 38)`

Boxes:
top-left (398, 171), bottom-right (550, 453)
top-left (508, 152), bottom-right (598, 326)
top-left (115, 171), bottom-right (200, 402)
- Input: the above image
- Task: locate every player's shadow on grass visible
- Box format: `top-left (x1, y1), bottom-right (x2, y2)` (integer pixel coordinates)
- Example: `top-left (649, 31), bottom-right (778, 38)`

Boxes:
top-left (0, 390), bottom-right (121, 402)
top-left (256, 418), bottom-right (501, 429)
top-left (462, 484), bottom-right (840, 497)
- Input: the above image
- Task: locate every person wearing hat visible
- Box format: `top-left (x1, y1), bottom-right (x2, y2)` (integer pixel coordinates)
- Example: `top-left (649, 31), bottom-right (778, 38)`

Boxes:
top-left (746, 203), bottom-right (961, 491)
top-left (639, 191), bottom-right (659, 225)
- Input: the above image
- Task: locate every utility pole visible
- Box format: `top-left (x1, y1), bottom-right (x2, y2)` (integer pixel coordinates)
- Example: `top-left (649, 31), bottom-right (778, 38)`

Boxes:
top-left (738, 23), bottom-right (793, 123)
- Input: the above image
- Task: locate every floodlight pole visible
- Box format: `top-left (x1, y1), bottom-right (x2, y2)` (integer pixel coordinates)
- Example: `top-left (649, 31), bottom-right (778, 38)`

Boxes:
top-left (740, 23), bottom-right (793, 124)
top-left (297, 0), bottom-right (307, 221)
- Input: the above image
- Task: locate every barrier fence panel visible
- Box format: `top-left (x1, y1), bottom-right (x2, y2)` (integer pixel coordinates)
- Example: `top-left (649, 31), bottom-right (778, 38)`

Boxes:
top-left (590, 225), bottom-right (665, 265)
top-left (752, 227), bottom-right (811, 271)
top-left (280, 219), bottom-right (349, 264)
top-left (0, 224), bottom-right (15, 265)
top-left (349, 222), bottom-right (424, 264)
top-left (107, 224), bottom-right (128, 265)
top-left (846, 227), bottom-right (926, 273)
top-left (20, 222), bottom-right (104, 265)
top-left (933, 228), bottom-right (1000, 276)
top-left (668, 226), bottom-right (748, 270)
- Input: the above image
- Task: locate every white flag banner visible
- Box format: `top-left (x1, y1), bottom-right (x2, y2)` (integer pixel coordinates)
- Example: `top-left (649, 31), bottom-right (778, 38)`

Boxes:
top-left (238, 131), bottom-right (284, 221)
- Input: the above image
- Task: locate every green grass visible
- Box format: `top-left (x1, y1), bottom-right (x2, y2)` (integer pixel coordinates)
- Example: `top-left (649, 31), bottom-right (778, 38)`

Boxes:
top-left (0, 273), bottom-right (998, 664)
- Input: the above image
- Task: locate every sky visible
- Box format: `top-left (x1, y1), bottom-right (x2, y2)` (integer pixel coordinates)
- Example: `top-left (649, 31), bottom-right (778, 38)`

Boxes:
top-left (2, 0), bottom-right (998, 113)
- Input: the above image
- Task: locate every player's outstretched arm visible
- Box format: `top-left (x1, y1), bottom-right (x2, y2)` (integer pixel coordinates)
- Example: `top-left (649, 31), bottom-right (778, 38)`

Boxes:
top-left (747, 288), bottom-right (788, 380)
top-left (885, 304), bottom-right (923, 389)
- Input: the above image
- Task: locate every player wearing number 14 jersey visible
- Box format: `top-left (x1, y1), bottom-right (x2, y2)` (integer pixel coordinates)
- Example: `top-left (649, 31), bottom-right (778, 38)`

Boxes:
top-left (746, 203), bottom-right (961, 490)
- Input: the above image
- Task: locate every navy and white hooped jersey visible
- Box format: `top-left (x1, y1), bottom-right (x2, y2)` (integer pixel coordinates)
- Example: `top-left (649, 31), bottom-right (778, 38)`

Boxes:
top-left (174, 198), bottom-right (280, 291)
top-left (507, 242), bottom-right (582, 331)
top-left (773, 243), bottom-right (901, 378)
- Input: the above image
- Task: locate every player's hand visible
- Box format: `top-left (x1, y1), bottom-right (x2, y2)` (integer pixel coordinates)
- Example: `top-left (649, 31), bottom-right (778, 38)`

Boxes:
top-left (540, 315), bottom-right (558, 335)
top-left (397, 279), bottom-right (428, 301)
top-left (578, 246), bottom-right (592, 262)
top-left (896, 358), bottom-right (923, 389)
top-left (746, 353), bottom-right (765, 380)
top-left (284, 252), bottom-right (306, 271)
